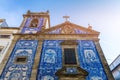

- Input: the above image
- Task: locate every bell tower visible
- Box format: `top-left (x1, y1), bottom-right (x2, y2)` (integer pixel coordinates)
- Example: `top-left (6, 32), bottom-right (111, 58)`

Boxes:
top-left (20, 10), bottom-right (50, 34)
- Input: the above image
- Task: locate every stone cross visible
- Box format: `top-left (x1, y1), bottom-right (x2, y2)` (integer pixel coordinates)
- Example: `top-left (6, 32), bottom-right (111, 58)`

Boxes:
top-left (63, 16), bottom-right (70, 21)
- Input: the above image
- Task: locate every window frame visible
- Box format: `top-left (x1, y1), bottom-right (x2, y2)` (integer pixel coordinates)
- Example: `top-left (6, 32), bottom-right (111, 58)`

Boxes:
top-left (60, 40), bottom-right (79, 67)
top-left (14, 56), bottom-right (28, 64)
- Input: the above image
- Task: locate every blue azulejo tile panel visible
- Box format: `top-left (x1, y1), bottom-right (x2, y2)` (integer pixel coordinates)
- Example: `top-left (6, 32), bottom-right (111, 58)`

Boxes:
top-left (37, 40), bottom-right (108, 80)
top-left (37, 40), bottom-right (62, 80)
top-left (21, 18), bottom-right (44, 33)
top-left (48, 28), bottom-right (61, 34)
top-left (0, 40), bottom-right (38, 80)
top-left (77, 40), bottom-right (108, 80)
top-left (74, 29), bottom-right (88, 34)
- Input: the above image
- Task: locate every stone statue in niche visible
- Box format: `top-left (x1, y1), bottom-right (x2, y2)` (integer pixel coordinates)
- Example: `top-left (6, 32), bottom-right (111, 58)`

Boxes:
top-left (29, 18), bottom-right (39, 28)
top-left (84, 50), bottom-right (96, 63)
top-left (44, 49), bottom-right (56, 63)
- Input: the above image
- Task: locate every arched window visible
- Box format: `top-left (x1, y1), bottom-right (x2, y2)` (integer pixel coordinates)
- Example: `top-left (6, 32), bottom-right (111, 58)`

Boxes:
top-left (29, 18), bottom-right (39, 28)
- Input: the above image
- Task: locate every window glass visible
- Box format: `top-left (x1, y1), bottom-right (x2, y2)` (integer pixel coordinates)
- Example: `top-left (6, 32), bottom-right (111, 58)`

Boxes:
top-left (0, 48), bottom-right (2, 53)
top-left (0, 47), bottom-right (4, 53)
top-left (15, 56), bottom-right (27, 63)
top-left (64, 48), bottom-right (77, 65)
top-left (0, 35), bottom-right (10, 39)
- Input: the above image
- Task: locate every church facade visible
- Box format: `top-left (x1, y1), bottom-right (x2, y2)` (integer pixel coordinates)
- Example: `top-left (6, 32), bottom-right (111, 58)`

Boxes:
top-left (0, 11), bottom-right (114, 80)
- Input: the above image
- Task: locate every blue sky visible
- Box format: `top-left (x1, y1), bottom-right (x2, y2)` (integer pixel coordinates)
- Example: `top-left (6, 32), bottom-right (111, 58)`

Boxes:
top-left (0, 0), bottom-right (120, 64)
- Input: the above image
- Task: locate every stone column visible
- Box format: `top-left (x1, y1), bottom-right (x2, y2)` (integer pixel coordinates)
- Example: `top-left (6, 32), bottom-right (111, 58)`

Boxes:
top-left (30, 40), bottom-right (43, 80)
top-left (94, 40), bottom-right (114, 80)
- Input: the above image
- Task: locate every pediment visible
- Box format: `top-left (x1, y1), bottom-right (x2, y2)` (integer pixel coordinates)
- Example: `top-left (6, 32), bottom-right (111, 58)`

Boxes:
top-left (40, 21), bottom-right (99, 35)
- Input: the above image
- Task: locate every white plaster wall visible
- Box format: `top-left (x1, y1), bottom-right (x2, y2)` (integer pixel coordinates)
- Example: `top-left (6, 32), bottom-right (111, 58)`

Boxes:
top-left (0, 36), bottom-right (12, 63)
top-left (0, 29), bottom-right (18, 64)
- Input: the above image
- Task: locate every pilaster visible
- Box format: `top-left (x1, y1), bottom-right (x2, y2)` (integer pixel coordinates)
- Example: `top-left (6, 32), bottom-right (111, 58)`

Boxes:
top-left (94, 40), bottom-right (114, 80)
top-left (30, 40), bottom-right (43, 80)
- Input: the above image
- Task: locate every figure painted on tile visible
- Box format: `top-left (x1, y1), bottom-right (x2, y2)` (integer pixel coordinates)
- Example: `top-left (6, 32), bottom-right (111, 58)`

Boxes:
top-left (44, 49), bottom-right (56, 63)
top-left (84, 50), bottom-right (96, 63)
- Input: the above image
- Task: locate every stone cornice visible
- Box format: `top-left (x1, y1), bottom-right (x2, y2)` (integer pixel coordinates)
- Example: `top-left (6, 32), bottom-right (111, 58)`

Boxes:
top-left (23, 11), bottom-right (49, 18)
top-left (23, 14), bottom-right (50, 18)
top-left (13, 34), bottom-right (99, 41)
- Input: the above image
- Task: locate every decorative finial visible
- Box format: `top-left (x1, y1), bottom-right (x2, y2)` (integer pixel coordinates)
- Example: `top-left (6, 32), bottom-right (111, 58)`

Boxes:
top-left (88, 24), bottom-right (92, 30)
top-left (27, 10), bottom-right (31, 14)
top-left (63, 16), bottom-right (70, 21)
top-left (47, 10), bottom-right (49, 13)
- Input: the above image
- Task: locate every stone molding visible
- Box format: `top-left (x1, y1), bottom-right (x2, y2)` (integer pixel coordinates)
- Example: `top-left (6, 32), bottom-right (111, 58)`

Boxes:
top-left (94, 41), bottom-right (114, 80)
top-left (13, 34), bottom-right (99, 41)
top-left (30, 40), bottom-right (43, 80)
